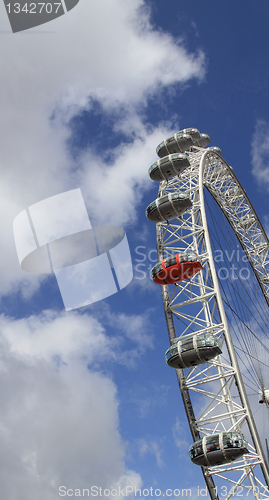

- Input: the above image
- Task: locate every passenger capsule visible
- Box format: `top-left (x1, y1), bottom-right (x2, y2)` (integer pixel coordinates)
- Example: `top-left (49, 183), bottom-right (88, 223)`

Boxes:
top-left (206, 146), bottom-right (222, 155)
top-left (146, 192), bottom-right (192, 223)
top-left (258, 388), bottom-right (269, 405)
top-left (148, 153), bottom-right (190, 181)
top-left (150, 252), bottom-right (203, 285)
top-left (165, 333), bottom-right (222, 369)
top-left (179, 128), bottom-right (201, 140)
top-left (156, 133), bottom-right (194, 158)
top-left (240, 216), bottom-right (255, 228)
top-left (189, 432), bottom-right (249, 467)
top-left (261, 276), bottom-right (269, 285)
top-left (194, 133), bottom-right (211, 148)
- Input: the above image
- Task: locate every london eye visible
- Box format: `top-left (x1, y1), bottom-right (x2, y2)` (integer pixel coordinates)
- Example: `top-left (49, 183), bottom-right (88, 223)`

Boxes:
top-left (146, 128), bottom-right (269, 499)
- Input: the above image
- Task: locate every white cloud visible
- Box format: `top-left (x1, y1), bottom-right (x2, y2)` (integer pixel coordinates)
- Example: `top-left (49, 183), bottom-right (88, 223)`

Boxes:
top-left (78, 123), bottom-right (177, 226)
top-left (0, 4), bottom-right (206, 496)
top-left (0, 310), bottom-right (109, 363)
top-left (172, 418), bottom-right (189, 450)
top-left (138, 438), bottom-right (164, 467)
top-left (90, 308), bottom-right (155, 369)
top-left (0, 0), bottom-right (205, 298)
top-left (106, 310), bottom-right (153, 346)
top-left (251, 119), bottom-right (269, 187)
top-left (110, 470), bottom-right (143, 500)
top-left (0, 307), bottom-right (156, 369)
top-left (0, 310), bottom-right (146, 499)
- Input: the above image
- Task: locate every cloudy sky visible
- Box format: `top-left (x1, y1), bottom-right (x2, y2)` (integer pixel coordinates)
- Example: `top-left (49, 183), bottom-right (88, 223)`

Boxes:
top-left (1, 1), bottom-right (269, 498)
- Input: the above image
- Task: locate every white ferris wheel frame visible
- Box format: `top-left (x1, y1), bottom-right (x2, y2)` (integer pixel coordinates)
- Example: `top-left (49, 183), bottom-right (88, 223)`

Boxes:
top-left (155, 148), bottom-right (269, 500)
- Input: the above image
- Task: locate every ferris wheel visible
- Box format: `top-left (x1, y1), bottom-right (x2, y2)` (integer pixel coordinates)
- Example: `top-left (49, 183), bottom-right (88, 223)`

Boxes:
top-left (145, 128), bottom-right (269, 500)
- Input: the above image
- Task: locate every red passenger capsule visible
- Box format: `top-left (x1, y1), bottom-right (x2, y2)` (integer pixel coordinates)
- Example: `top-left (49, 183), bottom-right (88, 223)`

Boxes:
top-left (151, 252), bottom-right (203, 285)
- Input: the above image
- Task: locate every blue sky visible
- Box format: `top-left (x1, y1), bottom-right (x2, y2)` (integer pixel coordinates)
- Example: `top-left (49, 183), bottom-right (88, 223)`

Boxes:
top-left (1, 1), bottom-right (269, 499)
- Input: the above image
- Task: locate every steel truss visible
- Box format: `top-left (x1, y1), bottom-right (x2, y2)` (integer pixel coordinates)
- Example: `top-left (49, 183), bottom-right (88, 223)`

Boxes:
top-left (156, 148), bottom-right (269, 499)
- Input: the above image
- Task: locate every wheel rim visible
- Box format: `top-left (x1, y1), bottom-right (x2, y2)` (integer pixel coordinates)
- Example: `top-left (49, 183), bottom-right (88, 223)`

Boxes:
top-left (151, 146), bottom-right (269, 499)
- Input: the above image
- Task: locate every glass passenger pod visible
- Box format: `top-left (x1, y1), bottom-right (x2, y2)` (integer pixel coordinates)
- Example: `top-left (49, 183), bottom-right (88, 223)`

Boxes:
top-left (206, 146), bottom-right (222, 155)
top-left (165, 333), bottom-right (222, 369)
top-left (148, 153), bottom-right (190, 181)
top-left (156, 133), bottom-right (194, 158)
top-left (240, 215), bottom-right (256, 228)
top-left (258, 388), bottom-right (269, 405)
top-left (189, 432), bottom-right (249, 467)
top-left (193, 133), bottom-right (210, 148)
top-left (261, 276), bottom-right (269, 285)
top-left (179, 128), bottom-right (201, 140)
top-left (150, 252), bottom-right (203, 285)
top-left (145, 192), bottom-right (192, 223)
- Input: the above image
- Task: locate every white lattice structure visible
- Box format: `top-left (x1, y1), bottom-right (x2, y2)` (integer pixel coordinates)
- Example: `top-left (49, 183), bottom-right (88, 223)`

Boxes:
top-left (155, 148), bottom-right (269, 499)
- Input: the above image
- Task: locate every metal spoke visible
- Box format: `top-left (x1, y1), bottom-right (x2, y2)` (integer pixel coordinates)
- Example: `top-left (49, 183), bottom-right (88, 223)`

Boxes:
top-left (150, 141), bottom-right (269, 499)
